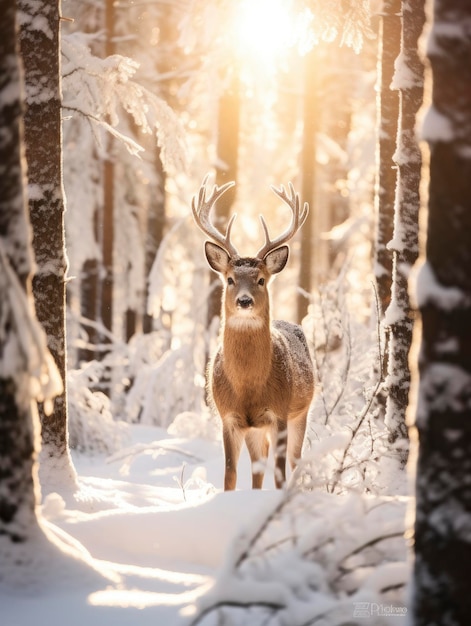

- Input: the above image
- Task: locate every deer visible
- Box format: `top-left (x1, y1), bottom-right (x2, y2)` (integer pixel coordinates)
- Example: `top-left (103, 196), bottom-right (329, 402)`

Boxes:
top-left (192, 175), bottom-right (314, 491)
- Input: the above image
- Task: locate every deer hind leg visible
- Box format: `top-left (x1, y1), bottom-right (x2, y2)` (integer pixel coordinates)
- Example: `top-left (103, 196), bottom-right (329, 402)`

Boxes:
top-left (222, 421), bottom-right (245, 491)
top-left (288, 412), bottom-right (307, 471)
top-left (271, 419), bottom-right (288, 489)
top-left (245, 429), bottom-right (269, 489)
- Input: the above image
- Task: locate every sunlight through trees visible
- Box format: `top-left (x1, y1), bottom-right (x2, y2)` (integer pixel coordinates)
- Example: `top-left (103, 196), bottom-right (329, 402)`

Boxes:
top-left (2, 1), bottom-right (471, 624)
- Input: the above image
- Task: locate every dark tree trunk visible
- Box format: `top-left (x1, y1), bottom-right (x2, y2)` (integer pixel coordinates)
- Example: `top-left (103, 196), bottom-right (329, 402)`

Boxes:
top-left (384, 0), bottom-right (425, 466)
top-left (79, 257), bottom-right (100, 361)
top-left (374, 0), bottom-right (401, 315)
top-left (101, 0), bottom-right (115, 338)
top-left (0, 0), bottom-right (39, 545)
top-left (413, 2), bottom-right (471, 623)
top-left (18, 0), bottom-right (75, 486)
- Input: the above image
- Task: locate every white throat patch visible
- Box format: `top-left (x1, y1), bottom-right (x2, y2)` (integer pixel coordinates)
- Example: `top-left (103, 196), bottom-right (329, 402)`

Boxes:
top-left (226, 313), bottom-right (264, 331)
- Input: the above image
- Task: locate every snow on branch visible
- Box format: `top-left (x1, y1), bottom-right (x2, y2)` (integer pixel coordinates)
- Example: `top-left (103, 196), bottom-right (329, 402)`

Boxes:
top-left (61, 32), bottom-right (187, 172)
top-left (188, 489), bottom-right (408, 626)
top-left (302, 0), bottom-right (373, 53)
top-left (0, 242), bottom-right (62, 413)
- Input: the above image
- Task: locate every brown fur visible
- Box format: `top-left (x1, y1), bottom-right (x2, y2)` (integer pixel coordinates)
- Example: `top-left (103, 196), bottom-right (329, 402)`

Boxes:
top-left (207, 254), bottom-right (314, 490)
top-left (192, 177), bottom-right (314, 490)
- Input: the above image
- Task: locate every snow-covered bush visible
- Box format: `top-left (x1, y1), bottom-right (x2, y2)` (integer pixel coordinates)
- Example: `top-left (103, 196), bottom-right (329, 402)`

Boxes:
top-left (189, 487), bottom-right (408, 626)
top-left (168, 410), bottom-right (221, 441)
top-left (302, 270), bottom-right (407, 497)
top-left (125, 341), bottom-right (205, 428)
top-left (68, 362), bottom-right (130, 455)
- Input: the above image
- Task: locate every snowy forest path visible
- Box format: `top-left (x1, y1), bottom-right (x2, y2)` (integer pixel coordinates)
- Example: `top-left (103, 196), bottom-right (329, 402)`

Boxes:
top-left (31, 423), bottom-right (280, 624)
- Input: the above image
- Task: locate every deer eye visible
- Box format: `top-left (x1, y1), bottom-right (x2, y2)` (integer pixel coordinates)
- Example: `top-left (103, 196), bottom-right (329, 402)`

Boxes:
top-left (227, 277), bottom-right (235, 286)
top-left (258, 277), bottom-right (265, 286)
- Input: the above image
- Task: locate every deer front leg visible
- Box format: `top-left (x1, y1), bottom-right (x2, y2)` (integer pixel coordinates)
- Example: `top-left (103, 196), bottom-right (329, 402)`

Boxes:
top-left (222, 420), bottom-right (245, 491)
top-left (272, 419), bottom-right (288, 489)
top-left (288, 412), bottom-right (307, 471)
top-left (246, 429), bottom-right (269, 489)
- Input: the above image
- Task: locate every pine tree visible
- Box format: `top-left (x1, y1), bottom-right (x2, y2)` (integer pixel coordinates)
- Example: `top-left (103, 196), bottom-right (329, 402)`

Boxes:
top-left (413, 2), bottom-right (471, 622)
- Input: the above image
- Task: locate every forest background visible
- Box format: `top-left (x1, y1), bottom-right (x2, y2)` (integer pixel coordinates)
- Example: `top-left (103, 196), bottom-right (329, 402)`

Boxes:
top-left (1, 0), bottom-right (471, 625)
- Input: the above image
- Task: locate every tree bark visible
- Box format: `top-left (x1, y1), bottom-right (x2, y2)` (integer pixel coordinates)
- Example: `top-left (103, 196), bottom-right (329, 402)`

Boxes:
top-left (18, 0), bottom-right (76, 488)
top-left (413, 2), bottom-right (471, 623)
top-left (384, 0), bottom-right (425, 465)
top-left (101, 0), bottom-right (115, 337)
top-left (373, 0), bottom-right (401, 315)
top-left (0, 0), bottom-right (39, 545)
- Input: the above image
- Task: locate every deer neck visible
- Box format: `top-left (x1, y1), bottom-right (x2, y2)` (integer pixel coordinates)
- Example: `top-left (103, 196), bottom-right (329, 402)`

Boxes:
top-left (222, 312), bottom-right (272, 391)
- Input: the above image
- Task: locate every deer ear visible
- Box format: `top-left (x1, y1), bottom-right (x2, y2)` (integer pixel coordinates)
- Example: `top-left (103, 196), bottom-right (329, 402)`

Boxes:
top-left (264, 245), bottom-right (289, 275)
top-left (205, 241), bottom-right (231, 273)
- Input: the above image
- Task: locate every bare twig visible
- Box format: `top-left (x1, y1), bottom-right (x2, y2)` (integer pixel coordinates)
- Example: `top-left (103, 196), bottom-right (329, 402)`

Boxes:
top-left (329, 283), bottom-right (386, 493)
top-left (190, 599), bottom-right (284, 626)
top-left (323, 302), bottom-right (352, 426)
top-left (234, 489), bottom-right (296, 569)
top-left (107, 442), bottom-right (203, 465)
top-left (174, 463), bottom-right (187, 502)
top-left (340, 530), bottom-right (404, 563)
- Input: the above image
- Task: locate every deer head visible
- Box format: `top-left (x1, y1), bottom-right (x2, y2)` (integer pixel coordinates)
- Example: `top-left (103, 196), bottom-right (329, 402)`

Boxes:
top-left (192, 175), bottom-right (308, 327)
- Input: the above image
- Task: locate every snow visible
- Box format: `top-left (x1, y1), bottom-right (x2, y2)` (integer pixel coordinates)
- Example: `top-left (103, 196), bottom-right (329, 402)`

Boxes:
top-left (1, 413), bottom-right (410, 626)
top-left (413, 261), bottom-right (466, 311)
top-left (416, 362), bottom-right (471, 427)
top-left (0, 423), bottom-right (277, 625)
top-left (0, 242), bottom-right (62, 411)
top-left (2, 8), bottom-right (409, 612)
top-left (391, 52), bottom-right (417, 92)
top-left (421, 106), bottom-right (454, 143)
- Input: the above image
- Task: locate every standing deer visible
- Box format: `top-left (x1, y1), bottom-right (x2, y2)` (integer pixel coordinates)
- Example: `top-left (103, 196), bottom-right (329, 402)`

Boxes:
top-left (192, 175), bottom-right (314, 490)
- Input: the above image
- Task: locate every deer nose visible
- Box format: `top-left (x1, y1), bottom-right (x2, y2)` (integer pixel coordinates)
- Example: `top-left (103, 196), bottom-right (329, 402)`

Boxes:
top-left (237, 295), bottom-right (254, 309)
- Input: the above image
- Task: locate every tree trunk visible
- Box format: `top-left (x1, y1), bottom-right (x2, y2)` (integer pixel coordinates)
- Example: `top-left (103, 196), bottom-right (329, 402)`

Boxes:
top-left (413, 2), bottom-right (471, 623)
top-left (18, 0), bottom-right (76, 489)
top-left (101, 0), bottom-right (115, 338)
top-left (297, 48), bottom-right (317, 324)
top-left (384, 0), bottom-right (425, 466)
top-left (323, 46), bottom-right (353, 272)
top-left (143, 150), bottom-right (166, 334)
top-left (0, 0), bottom-right (40, 547)
top-left (206, 72), bottom-right (240, 330)
top-left (373, 0), bottom-right (401, 315)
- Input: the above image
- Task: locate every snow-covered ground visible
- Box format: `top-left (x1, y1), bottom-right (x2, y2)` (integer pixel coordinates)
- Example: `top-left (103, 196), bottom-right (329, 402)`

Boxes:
top-left (1, 416), bottom-right (411, 626)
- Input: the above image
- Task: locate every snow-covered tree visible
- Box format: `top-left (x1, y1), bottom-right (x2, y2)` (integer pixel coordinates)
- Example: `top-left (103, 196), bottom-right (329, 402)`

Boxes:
top-left (0, 0), bottom-right (61, 551)
top-left (373, 0), bottom-right (401, 315)
top-left (413, 2), bottom-right (471, 622)
top-left (18, 0), bottom-right (77, 490)
top-left (61, 3), bottom-right (187, 358)
top-left (384, 0), bottom-right (425, 466)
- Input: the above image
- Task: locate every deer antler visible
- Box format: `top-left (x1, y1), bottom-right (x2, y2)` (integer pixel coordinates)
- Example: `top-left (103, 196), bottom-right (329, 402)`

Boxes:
top-left (191, 174), bottom-right (239, 257)
top-left (256, 182), bottom-right (309, 259)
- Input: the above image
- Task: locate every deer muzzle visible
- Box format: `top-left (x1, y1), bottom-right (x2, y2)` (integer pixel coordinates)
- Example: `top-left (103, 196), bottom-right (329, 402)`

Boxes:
top-left (236, 295), bottom-right (254, 309)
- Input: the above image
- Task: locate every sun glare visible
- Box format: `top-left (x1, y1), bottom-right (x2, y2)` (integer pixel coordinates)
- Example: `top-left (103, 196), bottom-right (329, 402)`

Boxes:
top-left (232, 0), bottom-right (297, 68)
